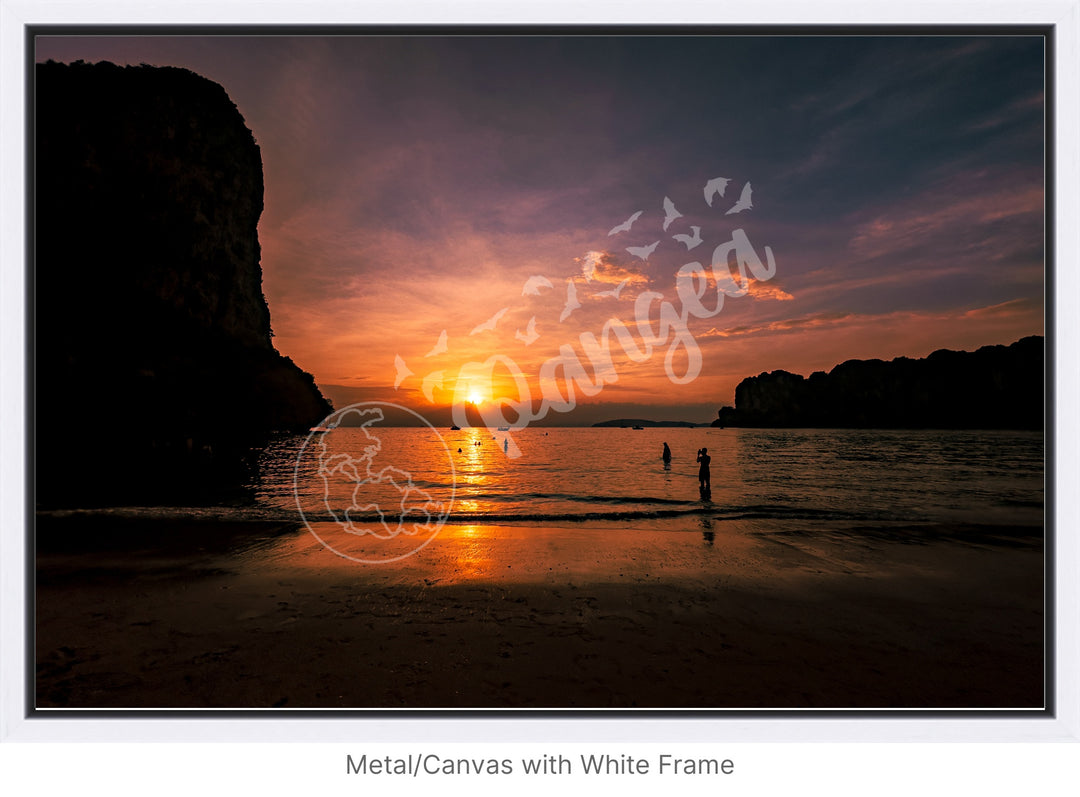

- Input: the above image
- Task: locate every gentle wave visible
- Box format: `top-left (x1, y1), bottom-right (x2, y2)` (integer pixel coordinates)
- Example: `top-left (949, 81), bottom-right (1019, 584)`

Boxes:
top-left (450, 491), bottom-right (695, 507)
top-left (439, 503), bottom-right (913, 524)
top-left (37, 501), bottom-right (901, 525)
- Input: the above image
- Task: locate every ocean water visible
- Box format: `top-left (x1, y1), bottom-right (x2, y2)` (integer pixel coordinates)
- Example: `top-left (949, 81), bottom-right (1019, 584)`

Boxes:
top-left (251, 426), bottom-right (1045, 530)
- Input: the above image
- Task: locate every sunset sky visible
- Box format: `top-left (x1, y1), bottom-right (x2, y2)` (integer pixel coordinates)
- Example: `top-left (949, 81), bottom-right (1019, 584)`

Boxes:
top-left (36, 34), bottom-right (1045, 425)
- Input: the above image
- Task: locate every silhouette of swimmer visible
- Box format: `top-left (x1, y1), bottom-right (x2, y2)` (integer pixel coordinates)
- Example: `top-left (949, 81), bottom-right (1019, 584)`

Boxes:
top-left (503, 438), bottom-right (509, 453)
top-left (662, 442), bottom-right (672, 463)
top-left (697, 447), bottom-right (712, 493)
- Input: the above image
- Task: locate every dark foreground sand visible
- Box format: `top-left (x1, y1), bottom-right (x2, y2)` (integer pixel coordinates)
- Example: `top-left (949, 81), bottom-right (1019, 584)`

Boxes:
top-left (35, 514), bottom-right (1044, 709)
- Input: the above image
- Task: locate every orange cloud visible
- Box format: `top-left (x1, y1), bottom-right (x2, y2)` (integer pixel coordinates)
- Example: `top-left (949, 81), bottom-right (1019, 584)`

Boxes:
top-left (961, 298), bottom-right (1040, 320)
top-left (746, 278), bottom-right (794, 302)
top-left (574, 250), bottom-right (650, 287)
top-left (701, 310), bottom-right (854, 339)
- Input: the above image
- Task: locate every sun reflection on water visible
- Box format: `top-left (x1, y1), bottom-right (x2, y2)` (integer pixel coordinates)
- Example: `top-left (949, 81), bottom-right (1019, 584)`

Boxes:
top-left (445, 524), bottom-right (495, 579)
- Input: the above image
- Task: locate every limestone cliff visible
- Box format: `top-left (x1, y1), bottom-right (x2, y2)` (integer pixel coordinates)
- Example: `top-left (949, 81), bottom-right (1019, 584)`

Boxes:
top-left (35, 60), bottom-right (332, 504)
top-left (712, 336), bottom-right (1044, 430)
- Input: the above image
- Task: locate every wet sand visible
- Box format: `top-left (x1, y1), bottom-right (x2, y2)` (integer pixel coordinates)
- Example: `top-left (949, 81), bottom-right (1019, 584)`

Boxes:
top-left (35, 515), bottom-right (1045, 709)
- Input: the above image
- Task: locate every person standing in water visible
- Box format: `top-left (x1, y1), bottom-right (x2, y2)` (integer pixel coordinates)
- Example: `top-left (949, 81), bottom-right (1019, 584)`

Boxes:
top-left (662, 442), bottom-right (672, 464)
top-left (696, 447), bottom-right (712, 493)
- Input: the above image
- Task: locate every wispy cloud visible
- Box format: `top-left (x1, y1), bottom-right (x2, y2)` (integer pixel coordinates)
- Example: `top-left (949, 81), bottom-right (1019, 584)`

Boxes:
top-left (966, 91), bottom-right (1044, 134)
top-left (700, 298), bottom-right (1041, 344)
top-left (848, 170), bottom-right (1043, 260)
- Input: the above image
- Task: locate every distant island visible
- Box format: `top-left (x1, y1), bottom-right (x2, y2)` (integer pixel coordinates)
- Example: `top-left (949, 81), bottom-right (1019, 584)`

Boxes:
top-left (592, 419), bottom-right (710, 428)
top-left (712, 336), bottom-right (1043, 430)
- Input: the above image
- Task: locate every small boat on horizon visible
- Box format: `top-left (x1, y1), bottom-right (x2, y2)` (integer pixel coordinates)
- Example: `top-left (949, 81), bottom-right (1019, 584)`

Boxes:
top-left (450, 424), bottom-right (461, 430)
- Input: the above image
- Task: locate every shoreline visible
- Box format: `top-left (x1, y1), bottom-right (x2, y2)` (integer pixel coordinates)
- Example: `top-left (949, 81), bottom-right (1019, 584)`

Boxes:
top-left (35, 514), bottom-right (1044, 710)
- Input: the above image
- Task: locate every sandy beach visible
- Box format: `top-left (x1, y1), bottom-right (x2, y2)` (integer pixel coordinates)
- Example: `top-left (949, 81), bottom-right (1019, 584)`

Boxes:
top-left (35, 514), bottom-right (1044, 710)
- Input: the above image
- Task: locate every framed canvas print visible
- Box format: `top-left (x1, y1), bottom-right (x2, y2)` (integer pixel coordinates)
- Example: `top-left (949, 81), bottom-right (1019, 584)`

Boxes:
top-left (15, 19), bottom-right (1066, 735)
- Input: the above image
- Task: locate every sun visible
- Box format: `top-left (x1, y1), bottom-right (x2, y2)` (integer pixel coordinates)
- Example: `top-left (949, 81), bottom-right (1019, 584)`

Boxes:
top-left (466, 391), bottom-right (484, 405)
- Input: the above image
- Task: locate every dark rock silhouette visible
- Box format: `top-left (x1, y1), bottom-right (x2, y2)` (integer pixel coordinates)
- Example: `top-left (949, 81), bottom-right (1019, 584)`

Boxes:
top-left (710, 337), bottom-right (1043, 430)
top-left (35, 60), bottom-right (332, 504)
